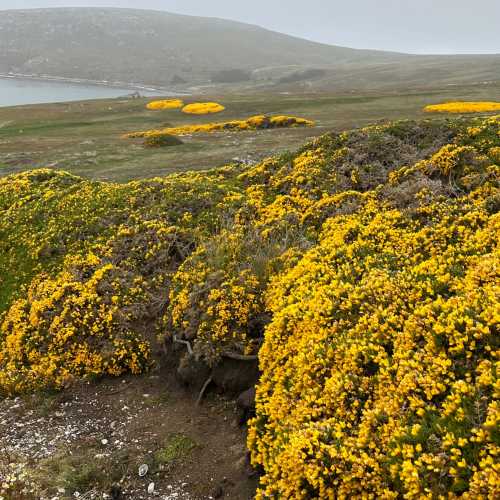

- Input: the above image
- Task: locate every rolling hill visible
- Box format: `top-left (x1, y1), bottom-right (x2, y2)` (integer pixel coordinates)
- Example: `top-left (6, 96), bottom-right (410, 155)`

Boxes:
top-left (1, 7), bottom-right (499, 91)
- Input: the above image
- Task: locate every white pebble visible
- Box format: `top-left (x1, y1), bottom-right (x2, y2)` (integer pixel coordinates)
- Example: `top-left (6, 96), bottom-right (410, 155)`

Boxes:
top-left (138, 463), bottom-right (149, 477)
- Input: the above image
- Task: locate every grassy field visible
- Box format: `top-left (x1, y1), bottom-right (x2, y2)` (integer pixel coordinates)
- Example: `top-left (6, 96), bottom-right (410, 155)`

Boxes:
top-left (1, 82), bottom-right (499, 182)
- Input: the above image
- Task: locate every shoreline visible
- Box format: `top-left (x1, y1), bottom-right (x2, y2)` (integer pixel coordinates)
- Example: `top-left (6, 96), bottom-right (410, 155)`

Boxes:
top-left (0, 72), bottom-right (186, 95)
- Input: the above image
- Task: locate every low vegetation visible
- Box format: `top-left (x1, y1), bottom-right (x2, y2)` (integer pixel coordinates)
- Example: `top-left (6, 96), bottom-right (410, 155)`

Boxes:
top-left (0, 168), bottom-right (241, 393)
top-left (182, 102), bottom-right (226, 114)
top-left (2, 85), bottom-right (500, 181)
top-left (124, 115), bottom-right (315, 139)
top-left (425, 101), bottom-right (500, 113)
top-left (154, 434), bottom-right (197, 466)
top-left (143, 134), bottom-right (183, 148)
top-left (0, 115), bottom-right (498, 498)
top-left (146, 99), bottom-right (185, 110)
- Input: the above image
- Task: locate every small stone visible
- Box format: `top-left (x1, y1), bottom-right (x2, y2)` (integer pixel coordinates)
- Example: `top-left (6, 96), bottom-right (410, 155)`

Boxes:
top-left (138, 463), bottom-right (149, 477)
top-left (147, 482), bottom-right (155, 494)
top-left (101, 438), bottom-right (109, 445)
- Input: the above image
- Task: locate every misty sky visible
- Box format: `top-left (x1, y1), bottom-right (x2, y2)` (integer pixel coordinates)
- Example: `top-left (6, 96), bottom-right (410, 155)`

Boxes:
top-left (3, 0), bottom-right (500, 55)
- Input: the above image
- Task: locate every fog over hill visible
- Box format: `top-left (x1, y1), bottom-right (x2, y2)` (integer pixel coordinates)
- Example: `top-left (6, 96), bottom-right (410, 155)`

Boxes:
top-left (1, 7), bottom-right (499, 90)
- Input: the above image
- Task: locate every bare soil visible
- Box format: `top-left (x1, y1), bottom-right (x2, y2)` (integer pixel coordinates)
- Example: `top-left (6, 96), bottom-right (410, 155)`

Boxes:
top-left (0, 362), bottom-right (257, 499)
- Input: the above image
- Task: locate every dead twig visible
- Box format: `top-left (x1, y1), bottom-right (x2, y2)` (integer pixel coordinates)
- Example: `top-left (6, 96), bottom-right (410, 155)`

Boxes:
top-left (222, 351), bottom-right (258, 361)
top-left (173, 335), bottom-right (193, 356)
top-left (196, 376), bottom-right (213, 406)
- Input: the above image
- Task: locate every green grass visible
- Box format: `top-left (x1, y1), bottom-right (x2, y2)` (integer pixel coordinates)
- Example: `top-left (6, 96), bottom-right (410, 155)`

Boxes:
top-left (154, 434), bottom-right (197, 466)
top-left (36, 448), bottom-right (127, 497)
top-left (1, 83), bottom-right (499, 182)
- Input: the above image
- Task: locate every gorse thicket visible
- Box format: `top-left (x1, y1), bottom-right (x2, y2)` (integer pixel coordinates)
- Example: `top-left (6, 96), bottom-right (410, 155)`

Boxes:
top-left (146, 99), bottom-right (185, 110)
top-left (124, 115), bottom-right (314, 140)
top-left (0, 116), bottom-right (499, 498)
top-left (0, 168), bottom-right (244, 392)
top-left (425, 102), bottom-right (500, 114)
top-left (182, 102), bottom-right (225, 114)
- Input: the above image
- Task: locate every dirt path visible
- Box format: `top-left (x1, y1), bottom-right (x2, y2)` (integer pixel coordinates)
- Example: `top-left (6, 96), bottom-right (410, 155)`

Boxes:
top-left (0, 366), bottom-right (257, 499)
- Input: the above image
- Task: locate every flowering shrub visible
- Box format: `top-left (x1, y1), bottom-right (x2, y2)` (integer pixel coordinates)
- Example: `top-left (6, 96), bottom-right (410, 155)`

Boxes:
top-left (182, 102), bottom-right (225, 114)
top-left (166, 119), bottom-right (466, 364)
top-left (1, 115), bottom-right (499, 497)
top-left (168, 224), bottom-right (289, 363)
top-left (246, 117), bottom-right (499, 498)
top-left (146, 99), bottom-right (184, 110)
top-left (123, 115), bottom-right (314, 138)
top-left (0, 167), bottom-right (244, 394)
top-left (249, 197), bottom-right (499, 498)
top-left (1, 254), bottom-right (151, 393)
top-left (425, 102), bottom-right (500, 114)
top-left (166, 115), bottom-right (500, 498)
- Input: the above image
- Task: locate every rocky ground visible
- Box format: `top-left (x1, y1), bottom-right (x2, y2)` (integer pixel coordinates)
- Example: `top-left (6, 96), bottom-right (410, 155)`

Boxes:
top-left (0, 363), bottom-right (257, 500)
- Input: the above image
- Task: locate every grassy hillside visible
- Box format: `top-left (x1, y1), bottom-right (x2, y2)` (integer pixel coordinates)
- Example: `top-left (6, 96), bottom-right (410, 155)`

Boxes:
top-left (1, 83), bottom-right (500, 181)
top-left (0, 114), bottom-right (498, 497)
top-left (1, 8), bottom-right (500, 91)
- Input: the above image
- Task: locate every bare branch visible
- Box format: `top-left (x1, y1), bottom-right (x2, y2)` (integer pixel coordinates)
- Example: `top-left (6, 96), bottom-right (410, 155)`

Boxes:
top-left (196, 376), bottom-right (213, 406)
top-left (173, 335), bottom-right (193, 356)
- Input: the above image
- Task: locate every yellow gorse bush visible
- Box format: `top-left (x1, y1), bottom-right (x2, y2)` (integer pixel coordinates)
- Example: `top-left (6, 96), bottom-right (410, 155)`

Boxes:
top-left (124, 115), bottom-right (314, 138)
top-left (1, 116), bottom-right (499, 497)
top-left (0, 168), bottom-right (244, 394)
top-left (425, 102), bottom-right (500, 114)
top-left (250, 198), bottom-right (499, 498)
top-left (146, 99), bottom-right (184, 110)
top-left (182, 102), bottom-right (225, 114)
top-left (1, 255), bottom-right (151, 392)
top-left (166, 116), bottom-right (500, 497)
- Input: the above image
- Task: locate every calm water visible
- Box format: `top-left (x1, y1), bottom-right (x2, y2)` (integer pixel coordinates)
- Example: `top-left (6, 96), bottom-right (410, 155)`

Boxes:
top-left (0, 77), bottom-right (165, 107)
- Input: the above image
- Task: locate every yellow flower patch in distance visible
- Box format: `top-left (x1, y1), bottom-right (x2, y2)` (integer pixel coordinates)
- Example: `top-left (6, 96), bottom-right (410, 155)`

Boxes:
top-left (123, 115), bottom-right (315, 138)
top-left (146, 99), bottom-right (184, 110)
top-left (182, 102), bottom-right (225, 114)
top-left (424, 101), bottom-right (500, 114)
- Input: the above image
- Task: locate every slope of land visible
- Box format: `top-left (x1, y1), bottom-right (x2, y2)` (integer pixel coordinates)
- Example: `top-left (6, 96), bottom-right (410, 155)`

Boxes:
top-left (0, 114), bottom-right (498, 498)
top-left (1, 8), bottom-right (500, 91)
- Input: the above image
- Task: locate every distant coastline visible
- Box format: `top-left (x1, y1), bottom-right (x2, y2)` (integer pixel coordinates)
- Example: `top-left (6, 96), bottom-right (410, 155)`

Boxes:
top-left (0, 72), bottom-right (184, 95)
top-left (0, 76), bottom-right (188, 107)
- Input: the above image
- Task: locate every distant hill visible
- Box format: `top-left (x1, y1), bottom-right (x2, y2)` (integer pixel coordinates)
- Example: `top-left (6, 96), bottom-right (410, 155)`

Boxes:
top-left (1, 8), bottom-right (499, 90)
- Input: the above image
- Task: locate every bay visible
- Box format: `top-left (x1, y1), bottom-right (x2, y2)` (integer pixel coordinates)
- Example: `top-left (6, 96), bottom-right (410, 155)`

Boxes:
top-left (0, 77), bottom-right (168, 107)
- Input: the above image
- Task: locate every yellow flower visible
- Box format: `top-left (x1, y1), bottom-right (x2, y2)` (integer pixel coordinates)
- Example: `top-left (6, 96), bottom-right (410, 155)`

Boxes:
top-left (146, 99), bottom-right (184, 110)
top-left (123, 115), bottom-right (314, 138)
top-left (182, 102), bottom-right (225, 114)
top-left (424, 102), bottom-right (500, 114)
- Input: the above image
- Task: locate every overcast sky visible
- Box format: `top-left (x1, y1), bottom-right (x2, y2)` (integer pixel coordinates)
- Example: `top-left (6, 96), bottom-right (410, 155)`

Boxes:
top-left (3, 0), bottom-right (500, 54)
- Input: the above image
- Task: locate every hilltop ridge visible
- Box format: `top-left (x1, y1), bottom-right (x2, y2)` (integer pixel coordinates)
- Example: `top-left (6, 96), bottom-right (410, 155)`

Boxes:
top-left (1, 8), bottom-right (499, 90)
